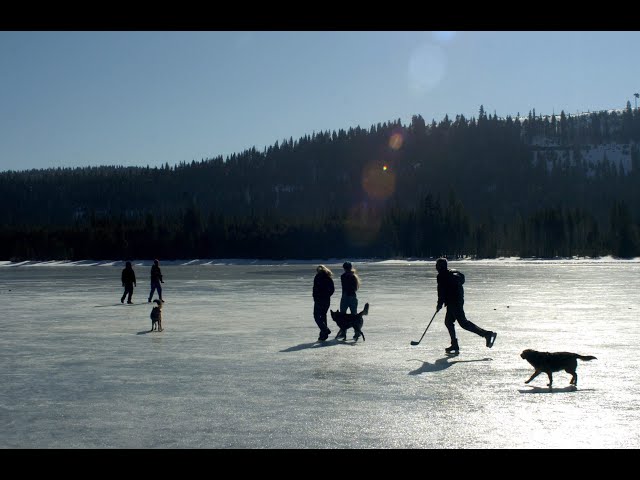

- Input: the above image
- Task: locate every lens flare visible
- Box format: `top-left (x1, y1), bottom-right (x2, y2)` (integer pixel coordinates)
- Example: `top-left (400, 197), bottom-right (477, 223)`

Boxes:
top-left (362, 162), bottom-right (396, 201)
top-left (432, 31), bottom-right (456, 44)
top-left (388, 133), bottom-right (403, 150)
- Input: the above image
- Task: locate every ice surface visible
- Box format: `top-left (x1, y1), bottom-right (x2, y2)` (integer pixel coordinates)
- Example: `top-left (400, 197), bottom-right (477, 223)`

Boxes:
top-left (1, 259), bottom-right (639, 448)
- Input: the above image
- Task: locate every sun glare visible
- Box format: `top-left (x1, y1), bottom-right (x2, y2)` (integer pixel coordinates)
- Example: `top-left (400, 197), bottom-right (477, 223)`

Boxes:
top-left (362, 162), bottom-right (396, 200)
top-left (388, 133), bottom-right (403, 150)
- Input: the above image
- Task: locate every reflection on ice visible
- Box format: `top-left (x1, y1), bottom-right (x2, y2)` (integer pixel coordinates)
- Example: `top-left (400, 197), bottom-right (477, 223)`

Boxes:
top-left (1, 259), bottom-right (640, 448)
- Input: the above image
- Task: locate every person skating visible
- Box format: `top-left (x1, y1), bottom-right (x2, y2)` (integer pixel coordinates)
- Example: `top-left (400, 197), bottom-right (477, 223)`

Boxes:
top-left (435, 257), bottom-right (496, 354)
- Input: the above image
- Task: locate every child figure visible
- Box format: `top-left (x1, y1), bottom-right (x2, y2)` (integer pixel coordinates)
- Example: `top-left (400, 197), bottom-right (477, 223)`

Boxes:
top-left (150, 299), bottom-right (163, 332)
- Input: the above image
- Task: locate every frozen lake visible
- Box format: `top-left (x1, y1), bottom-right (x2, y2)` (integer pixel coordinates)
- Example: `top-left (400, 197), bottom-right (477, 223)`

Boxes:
top-left (1, 258), bottom-right (639, 449)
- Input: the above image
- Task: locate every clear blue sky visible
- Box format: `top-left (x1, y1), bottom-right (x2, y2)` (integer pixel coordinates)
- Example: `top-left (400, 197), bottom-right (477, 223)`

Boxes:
top-left (1, 31), bottom-right (639, 172)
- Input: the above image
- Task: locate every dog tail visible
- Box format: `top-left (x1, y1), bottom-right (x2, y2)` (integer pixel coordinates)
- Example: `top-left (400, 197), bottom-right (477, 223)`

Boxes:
top-left (360, 303), bottom-right (369, 316)
top-left (577, 355), bottom-right (597, 361)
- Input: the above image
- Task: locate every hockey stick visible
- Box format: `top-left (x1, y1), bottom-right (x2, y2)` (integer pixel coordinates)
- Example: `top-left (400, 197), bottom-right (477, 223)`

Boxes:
top-left (410, 310), bottom-right (439, 346)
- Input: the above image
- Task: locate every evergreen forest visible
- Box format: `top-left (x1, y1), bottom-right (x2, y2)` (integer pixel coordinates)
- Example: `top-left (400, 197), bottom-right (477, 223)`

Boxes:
top-left (1, 103), bottom-right (639, 261)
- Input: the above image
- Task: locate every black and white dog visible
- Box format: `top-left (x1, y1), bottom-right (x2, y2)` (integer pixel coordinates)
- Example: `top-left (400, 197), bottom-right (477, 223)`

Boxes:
top-left (330, 303), bottom-right (369, 341)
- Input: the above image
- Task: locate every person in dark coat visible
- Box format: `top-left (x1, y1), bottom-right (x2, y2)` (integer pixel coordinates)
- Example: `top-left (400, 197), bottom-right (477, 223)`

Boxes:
top-left (313, 265), bottom-right (335, 341)
top-left (120, 261), bottom-right (136, 304)
top-left (435, 257), bottom-right (497, 354)
top-left (337, 261), bottom-right (361, 340)
top-left (148, 259), bottom-right (164, 303)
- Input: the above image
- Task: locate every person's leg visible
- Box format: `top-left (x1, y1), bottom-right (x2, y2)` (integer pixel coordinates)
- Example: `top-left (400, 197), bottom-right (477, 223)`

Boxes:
top-left (339, 296), bottom-right (348, 313)
top-left (126, 285), bottom-right (133, 303)
top-left (319, 300), bottom-right (330, 336)
top-left (348, 296), bottom-right (358, 315)
top-left (121, 288), bottom-right (126, 303)
top-left (313, 301), bottom-right (324, 330)
top-left (444, 308), bottom-right (457, 343)
top-left (337, 297), bottom-right (348, 338)
top-left (314, 300), bottom-right (330, 340)
top-left (148, 283), bottom-right (155, 302)
top-left (451, 303), bottom-right (487, 337)
top-left (451, 303), bottom-right (497, 347)
top-left (444, 308), bottom-right (459, 352)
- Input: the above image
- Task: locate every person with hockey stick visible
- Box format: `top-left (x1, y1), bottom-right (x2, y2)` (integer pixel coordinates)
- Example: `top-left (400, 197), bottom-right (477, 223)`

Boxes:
top-left (435, 257), bottom-right (497, 354)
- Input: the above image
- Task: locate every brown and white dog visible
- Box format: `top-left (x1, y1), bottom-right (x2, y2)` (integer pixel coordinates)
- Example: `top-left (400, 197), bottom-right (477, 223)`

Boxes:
top-left (330, 303), bottom-right (369, 342)
top-left (520, 349), bottom-right (596, 387)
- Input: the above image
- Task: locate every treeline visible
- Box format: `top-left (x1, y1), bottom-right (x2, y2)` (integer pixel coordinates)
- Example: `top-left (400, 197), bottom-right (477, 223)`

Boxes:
top-left (1, 104), bottom-right (639, 260)
top-left (1, 192), bottom-right (638, 260)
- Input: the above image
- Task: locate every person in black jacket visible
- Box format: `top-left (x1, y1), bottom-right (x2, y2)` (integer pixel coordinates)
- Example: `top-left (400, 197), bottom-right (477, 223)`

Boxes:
top-left (120, 261), bottom-right (136, 304)
top-left (337, 261), bottom-right (361, 340)
top-left (148, 259), bottom-right (164, 303)
top-left (435, 257), bottom-right (497, 354)
top-left (313, 265), bottom-right (335, 341)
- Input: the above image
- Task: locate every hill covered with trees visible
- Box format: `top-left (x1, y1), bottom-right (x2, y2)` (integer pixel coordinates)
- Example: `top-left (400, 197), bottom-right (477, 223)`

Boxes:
top-left (1, 103), bottom-right (639, 260)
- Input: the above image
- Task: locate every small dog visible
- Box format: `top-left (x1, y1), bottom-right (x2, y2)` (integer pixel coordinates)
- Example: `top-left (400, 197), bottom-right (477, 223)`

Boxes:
top-left (520, 349), bottom-right (596, 387)
top-left (330, 303), bottom-right (369, 341)
top-left (150, 299), bottom-right (163, 332)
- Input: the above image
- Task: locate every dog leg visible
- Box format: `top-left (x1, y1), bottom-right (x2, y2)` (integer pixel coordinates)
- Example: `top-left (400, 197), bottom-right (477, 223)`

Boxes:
top-left (525, 371), bottom-right (541, 384)
top-left (546, 372), bottom-right (553, 387)
top-left (354, 318), bottom-right (364, 341)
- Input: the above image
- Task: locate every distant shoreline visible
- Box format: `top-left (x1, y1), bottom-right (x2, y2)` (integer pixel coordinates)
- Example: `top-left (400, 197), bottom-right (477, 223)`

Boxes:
top-left (1, 256), bottom-right (639, 267)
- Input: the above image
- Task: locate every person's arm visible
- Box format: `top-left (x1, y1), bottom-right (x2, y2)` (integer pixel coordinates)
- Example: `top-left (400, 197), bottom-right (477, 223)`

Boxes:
top-left (436, 276), bottom-right (444, 311)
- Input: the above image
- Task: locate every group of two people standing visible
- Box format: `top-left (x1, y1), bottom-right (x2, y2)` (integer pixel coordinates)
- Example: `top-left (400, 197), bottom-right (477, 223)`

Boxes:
top-left (313, 258), bottom-right (497, 353)
top-left (313, 261), bottom-right (360, 341)
top-left (120, 259), bottom-right (165, 304)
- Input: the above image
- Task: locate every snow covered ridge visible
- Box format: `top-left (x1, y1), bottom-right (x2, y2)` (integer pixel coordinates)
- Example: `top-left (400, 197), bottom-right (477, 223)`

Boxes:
top-left (1, 256), bottom-right (638, 267)
top-left (532, 142), bottom-right (637, 174)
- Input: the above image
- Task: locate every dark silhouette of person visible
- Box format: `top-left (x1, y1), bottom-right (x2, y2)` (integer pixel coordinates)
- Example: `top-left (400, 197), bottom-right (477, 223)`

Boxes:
top-left (312, 265), bottom-right (335, 342)
top-left (148, 259), bottom-right (164, 303)
top-left (120, 261), bottom-right (136, 304)
top-left (337, 261), bottom-right (361, 339)
top-left (435, 257), bottom-right (497, 354)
